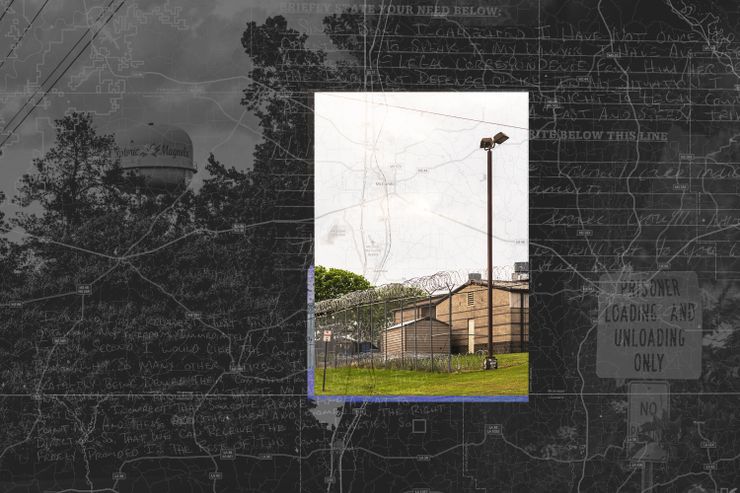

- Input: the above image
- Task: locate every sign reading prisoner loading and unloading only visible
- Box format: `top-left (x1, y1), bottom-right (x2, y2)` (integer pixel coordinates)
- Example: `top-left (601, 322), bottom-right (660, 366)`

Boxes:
top-left (597, 271), bottom-right (701, 379)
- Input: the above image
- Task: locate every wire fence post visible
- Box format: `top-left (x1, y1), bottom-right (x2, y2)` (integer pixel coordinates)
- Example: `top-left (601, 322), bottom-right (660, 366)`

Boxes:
top-left (448, 289), bottom-right (453, 373)
top-left (355, 304), bottom-right (361, 368)
top-left (369, 300), bottom-right (374, 370)
top-left (413, 305), bottom-right (418, 370)
top-left (322, 333), bottom-right (329, 392)
top-left (429, 294), bottom-right (434, 372)
top-left (384, 299), bottom-right (388, 367)
top-left (342, 308), bottom-right (347, 367)
top-left (336, 310), bottom-right (340, 366)
top-left (317, 311), bottom-right (323, 374)
top-left (400, 298), bottom-right (405, 370)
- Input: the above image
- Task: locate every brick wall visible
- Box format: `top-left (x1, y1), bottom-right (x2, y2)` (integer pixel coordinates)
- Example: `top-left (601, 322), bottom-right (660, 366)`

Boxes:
top-left (435, 284), bottom-right (528, 354)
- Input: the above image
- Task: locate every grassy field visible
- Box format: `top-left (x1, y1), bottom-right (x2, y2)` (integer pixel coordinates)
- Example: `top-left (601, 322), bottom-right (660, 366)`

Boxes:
top-left (314, 353), bottom-right (528, 396)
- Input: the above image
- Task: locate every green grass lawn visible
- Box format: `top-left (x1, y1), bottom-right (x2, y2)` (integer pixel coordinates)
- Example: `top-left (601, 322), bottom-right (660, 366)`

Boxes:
top-left (314, 353), bottom-right (528, 396)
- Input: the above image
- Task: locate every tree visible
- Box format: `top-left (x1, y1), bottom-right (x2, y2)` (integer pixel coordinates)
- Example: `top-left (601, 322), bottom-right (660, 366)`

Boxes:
top-left (0, 191), bottom-right (23, 297)
top-left (12, 112), bottom-right (124, 241)
top-left (314, 265), bottom-right (371, 302)
top-left (240, 15), bottom-right (328, 212)
top-left (0, 111), bottom-right (292, 399)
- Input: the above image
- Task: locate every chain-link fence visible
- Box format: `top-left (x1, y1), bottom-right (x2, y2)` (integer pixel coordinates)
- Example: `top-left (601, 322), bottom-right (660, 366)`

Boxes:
top-left (314, 269), bottom-right (529, 373)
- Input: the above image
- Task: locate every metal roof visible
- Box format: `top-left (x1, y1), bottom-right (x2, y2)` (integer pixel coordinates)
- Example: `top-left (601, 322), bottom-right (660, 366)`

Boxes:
top-left (383, 316), bottom-right (450, 331)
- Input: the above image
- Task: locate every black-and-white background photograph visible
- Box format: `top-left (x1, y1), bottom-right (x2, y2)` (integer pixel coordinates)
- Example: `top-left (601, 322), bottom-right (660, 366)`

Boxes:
top-left (0, 0), bottom-right (738, 491)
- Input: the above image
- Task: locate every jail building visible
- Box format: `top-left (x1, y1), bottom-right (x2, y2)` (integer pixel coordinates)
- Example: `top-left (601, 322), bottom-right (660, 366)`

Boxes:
top-left (380, 274), bottom-right (529, 355)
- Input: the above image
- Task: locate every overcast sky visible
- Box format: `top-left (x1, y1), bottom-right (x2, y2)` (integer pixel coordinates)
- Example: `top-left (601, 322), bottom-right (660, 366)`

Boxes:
top-left (315, 92), bottom-right (529, 285)
top-left (0, 0), bottom-right (297, 219)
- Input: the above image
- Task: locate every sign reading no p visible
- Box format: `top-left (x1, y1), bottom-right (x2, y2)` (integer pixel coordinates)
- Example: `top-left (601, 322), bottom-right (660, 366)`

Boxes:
top-left (627, 381), bottom-right (669, 462)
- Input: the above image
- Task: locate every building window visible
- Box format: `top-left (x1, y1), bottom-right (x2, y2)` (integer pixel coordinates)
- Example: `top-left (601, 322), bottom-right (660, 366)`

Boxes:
top-left (467, 292), bottom-right (474, 306)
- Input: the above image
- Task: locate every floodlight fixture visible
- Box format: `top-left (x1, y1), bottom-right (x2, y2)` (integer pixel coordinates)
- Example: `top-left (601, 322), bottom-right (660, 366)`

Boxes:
top-left (493, 132), bottom-right (509, 145)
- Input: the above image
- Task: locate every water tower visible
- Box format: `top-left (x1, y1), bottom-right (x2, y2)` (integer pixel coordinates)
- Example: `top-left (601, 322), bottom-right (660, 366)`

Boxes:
top-left (117, 123), bottom-right (196, 191)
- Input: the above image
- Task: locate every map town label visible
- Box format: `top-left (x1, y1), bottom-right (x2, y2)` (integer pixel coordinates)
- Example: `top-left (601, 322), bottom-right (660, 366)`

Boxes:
top-left (597, 271), bottom-right (701, 379)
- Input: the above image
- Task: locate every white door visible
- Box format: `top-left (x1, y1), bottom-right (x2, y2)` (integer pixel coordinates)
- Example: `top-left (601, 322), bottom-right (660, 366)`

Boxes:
top-left (467, 319), bottom-right (475, 354)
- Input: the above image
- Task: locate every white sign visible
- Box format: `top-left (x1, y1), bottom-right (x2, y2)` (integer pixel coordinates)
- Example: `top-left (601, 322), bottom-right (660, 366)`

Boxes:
top-left (627, 381), bottom-right (669, 462)
top-left (323, 330), bottom-right (332, 342)
top-left (597, 271), bottom-right (702, 379)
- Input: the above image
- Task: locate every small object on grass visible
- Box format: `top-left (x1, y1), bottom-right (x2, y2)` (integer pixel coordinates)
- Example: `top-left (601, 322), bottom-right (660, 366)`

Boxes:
top-left (483, 356), bottom-right (498, 370)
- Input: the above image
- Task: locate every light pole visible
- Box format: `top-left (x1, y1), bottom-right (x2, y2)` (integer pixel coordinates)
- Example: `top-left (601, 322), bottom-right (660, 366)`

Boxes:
top-left (479, 132), bottom-right (508, 370)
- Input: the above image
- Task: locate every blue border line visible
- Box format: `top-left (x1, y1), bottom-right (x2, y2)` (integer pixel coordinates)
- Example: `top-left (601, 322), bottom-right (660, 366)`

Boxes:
top-left (308, 367), bottom-right (315, 393)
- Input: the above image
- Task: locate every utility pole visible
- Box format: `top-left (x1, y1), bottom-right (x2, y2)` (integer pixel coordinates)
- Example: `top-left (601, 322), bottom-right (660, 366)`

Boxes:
top-left (486, 146), bottom-right (494, 369)
top-left (480, 132), bottom-right (508, 370)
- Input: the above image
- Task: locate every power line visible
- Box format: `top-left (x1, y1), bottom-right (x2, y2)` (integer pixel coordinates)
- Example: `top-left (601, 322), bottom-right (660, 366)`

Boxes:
top-left (1, 0), bottom-right (119, 135)
top-left (0, 0), bottom-right (51, 72)
top-left (0, 0), bottom-right (126, 149)
top-left (0, 0), bottom-right (16, 25)
top-left (323, 93), bottom-right (529, 131)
